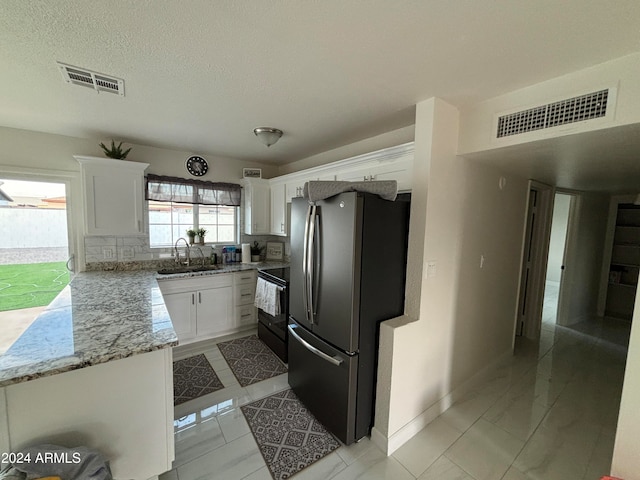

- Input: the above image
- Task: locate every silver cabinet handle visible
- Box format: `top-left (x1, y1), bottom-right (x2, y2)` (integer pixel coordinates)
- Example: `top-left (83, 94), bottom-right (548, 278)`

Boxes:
top-left (191, 293), bottom-right (195, 305)
top-left (198, 292), bottom-right (201, 303)
top-left (288, 324), bottom-right (343, 366)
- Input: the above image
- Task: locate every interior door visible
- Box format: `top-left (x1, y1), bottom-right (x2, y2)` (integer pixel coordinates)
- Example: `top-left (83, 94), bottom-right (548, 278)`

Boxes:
top-left (516, 182), bottom-right (554, 340)
top-left (517, 189), bottom-right (537, 336)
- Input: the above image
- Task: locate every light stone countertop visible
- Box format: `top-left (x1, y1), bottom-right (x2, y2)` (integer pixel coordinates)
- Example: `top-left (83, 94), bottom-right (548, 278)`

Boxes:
top-left (0, 261), bottom-right (289, 388)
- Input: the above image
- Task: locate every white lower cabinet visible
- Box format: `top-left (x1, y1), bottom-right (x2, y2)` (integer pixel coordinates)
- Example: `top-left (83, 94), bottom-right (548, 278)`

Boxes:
top-left (159, 270), bottom-right (256, 344)
top-left (162, 290), bottom-right (197, 340)
top-left (196, 285), bottom-right (234, 337)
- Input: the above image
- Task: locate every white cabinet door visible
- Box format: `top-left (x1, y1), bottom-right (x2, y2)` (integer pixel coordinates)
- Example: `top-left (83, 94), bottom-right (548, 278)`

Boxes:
top-left (270, 182), bottom-right (287, 236)
top-left (335, 156), bottom-right (413, 192)
top-left (336, 166), bottom-right (372, 183)
top-left (162, 291), bottom-right (197, 342)
top-left (286, 181), bottom-right (305, 203)
top-left (196, 286), bottom-right (234, 336)
top-left (244, 179), bottom-right (270, 234)
top-left (75, 156), bottom-right (149, 236)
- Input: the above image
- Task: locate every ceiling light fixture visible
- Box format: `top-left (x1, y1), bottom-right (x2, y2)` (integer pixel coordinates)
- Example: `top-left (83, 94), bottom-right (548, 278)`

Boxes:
top-left (253, 127), bottom-right (283, 147)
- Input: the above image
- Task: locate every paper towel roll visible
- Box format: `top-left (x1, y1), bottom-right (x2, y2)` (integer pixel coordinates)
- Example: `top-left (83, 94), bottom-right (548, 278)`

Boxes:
top-left (241, 243), bottom-right (251, 263)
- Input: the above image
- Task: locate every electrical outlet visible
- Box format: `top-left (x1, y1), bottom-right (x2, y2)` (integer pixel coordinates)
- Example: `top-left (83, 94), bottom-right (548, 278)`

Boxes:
top-left (122, 246), bottom-right (134, 259)
top-left (102, 247), bottom-right (114, 259)
top-left (426, 261), bottom-right (437, 278)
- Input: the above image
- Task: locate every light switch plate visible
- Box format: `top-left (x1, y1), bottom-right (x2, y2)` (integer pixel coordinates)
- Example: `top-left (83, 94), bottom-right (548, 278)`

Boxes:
top-left (102, 247), bottom-right (114, 259)
top-left (122, 246), bottom-right (134, 259)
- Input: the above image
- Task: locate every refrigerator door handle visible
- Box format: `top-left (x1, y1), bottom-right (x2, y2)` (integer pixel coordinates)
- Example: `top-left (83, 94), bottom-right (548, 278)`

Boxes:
top-left (307, 204), bottom-right (317, 324)
top-left (302, 204), bottom-right (312, 323)
top-left (288, 324), bottom-right (343, 366)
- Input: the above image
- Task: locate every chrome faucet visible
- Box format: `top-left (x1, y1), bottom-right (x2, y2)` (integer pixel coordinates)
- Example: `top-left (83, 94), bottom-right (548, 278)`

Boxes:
top-left (174, 237), bottom-right (191, 266)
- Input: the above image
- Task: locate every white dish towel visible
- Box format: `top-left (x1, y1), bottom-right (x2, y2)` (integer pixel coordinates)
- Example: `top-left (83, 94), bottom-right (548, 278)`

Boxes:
top-left (254, 277), bottom-right (281, 317)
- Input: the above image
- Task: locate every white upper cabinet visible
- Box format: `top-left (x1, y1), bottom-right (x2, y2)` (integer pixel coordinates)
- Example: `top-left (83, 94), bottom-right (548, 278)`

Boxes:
top-left (270, 181), bottom-right (287, 236)
top-left (277, 142), bottom-right (414, 203)
top-left (75, 156), bottom-right (149, 236)
top-left (243, 178), bottom-right (270, 234)
top-left (335, 152), bottom-right (413, 192)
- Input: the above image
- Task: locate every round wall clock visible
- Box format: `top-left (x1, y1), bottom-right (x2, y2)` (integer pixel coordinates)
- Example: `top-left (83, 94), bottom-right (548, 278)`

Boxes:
top-left (185, 155), bottom-right (208, 176)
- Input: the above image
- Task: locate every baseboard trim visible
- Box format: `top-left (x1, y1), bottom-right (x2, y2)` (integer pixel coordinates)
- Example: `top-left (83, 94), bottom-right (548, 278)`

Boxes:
top-left (373, 348), bottom-right (514, 455)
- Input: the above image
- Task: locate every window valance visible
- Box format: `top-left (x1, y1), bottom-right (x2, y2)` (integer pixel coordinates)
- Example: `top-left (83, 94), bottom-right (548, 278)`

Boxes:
top-left (146, 174), bottom-right (241, 206)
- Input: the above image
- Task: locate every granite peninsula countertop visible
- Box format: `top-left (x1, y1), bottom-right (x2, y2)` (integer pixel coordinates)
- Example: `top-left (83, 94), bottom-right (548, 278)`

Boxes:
top-left (0, 262), bottom-right (289, 388)
top-left (0, 270), bottom-right (176, 388)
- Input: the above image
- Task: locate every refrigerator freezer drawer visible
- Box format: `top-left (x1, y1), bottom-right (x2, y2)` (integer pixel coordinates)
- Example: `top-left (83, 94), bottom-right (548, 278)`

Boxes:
top-left (287, 321), bottom-right (358, 444)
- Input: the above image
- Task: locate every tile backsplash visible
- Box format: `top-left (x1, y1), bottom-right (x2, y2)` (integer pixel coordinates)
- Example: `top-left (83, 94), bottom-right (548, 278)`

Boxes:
top-left (83, 234), bottom-right (289, 269)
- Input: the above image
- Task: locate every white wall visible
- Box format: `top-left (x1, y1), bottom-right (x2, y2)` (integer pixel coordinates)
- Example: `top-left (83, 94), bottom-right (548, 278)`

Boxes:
top-left (612, 287), bottom-right (640, 479)
top-left (0, 126), bottom-right (277, 181)
top-left (373, 98), bottom-right (529, 451)
top-left (547, 193), bottom-right (572, 283)
top-left (0, 127), bottom-right (277, 269)
top-left (459, 52), bottom-right (640, 155)
top-left (277, 125), bottom-right (414, 176)
top-left (0, 209), bottom-right (68, 248)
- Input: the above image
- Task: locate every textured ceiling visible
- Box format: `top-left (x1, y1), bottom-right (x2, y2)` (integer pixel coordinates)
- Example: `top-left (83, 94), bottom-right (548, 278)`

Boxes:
top-left (1, 1), bottom-right (640, 166)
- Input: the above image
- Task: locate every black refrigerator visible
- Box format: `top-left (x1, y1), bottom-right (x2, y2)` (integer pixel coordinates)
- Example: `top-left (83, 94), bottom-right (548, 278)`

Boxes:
top-left (288, 191), bottom-right (410, 445)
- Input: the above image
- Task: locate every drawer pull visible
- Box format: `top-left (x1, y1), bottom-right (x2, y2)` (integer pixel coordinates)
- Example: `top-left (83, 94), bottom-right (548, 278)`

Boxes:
top-left (241, 313), bottom-right (252, 318)
top-left (241, 293), bottom-right (252, 297)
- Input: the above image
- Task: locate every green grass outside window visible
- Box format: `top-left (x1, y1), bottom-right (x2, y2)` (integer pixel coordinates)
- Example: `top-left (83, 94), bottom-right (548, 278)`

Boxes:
top-left (0, 262), bottom-right (69, 312)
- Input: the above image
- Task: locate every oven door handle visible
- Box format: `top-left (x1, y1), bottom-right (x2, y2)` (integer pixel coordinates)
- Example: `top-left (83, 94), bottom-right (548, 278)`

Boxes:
top-left (288, 324), bottom-right (343, 366)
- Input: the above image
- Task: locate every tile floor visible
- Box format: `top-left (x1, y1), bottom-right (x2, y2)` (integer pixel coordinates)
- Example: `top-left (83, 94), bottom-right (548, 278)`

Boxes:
top-left (161, 294), bottom-right (630, 480)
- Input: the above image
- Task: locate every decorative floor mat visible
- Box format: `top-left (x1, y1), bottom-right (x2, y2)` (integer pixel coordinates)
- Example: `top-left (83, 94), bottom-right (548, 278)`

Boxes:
top-left (241, 389), bottom-right (340, 480)
top-left (173, 353), bottom-right (224, 405)
top-left (217, 334), bottom-right (287, 387)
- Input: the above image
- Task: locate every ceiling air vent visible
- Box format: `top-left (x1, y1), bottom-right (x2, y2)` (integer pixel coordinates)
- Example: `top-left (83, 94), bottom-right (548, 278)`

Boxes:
top-left (57, 62), bottom-right (125, 96)
top-left (496, 89), bottom-right (609, 138)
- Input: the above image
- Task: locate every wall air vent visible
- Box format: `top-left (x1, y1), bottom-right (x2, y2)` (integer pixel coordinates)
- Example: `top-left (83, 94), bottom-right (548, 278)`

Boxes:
top-left (57, 62), bottom-right (125, 96)
top-left (496, 89), bottom-right (609, 138)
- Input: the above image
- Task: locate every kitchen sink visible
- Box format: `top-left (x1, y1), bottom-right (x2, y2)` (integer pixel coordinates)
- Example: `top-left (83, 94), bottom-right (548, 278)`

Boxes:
top-left (157, 265), bottom-right (221, 275)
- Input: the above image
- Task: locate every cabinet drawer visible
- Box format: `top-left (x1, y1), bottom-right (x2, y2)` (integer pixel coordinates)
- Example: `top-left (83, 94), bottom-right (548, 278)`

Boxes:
top-left (235, 270), bottom-right (257, 285)
top-left (158, 273), bottom-right (233, 295)
top-left (235, 305), bottom-right (257, 327)
top-left (235, 283), bottom-right (256, 306)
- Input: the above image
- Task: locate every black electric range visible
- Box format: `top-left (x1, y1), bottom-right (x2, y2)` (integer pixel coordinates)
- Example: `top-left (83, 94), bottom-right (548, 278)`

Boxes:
top-left (256, 266), bottom-right (289, 362)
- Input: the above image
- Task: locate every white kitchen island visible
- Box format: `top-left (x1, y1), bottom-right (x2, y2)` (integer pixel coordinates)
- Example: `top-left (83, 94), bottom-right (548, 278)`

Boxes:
top-left (0, 271), bottom-right (178, 480)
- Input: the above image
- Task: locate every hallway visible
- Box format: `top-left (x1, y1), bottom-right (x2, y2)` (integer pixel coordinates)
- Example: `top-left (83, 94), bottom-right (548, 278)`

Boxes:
top-left (390, 314), bottom-right (629, 479)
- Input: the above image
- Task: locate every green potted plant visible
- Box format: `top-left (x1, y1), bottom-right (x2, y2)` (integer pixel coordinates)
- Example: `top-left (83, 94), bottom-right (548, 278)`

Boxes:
top-left (250, 241), bottom-right (264, 262)
top-left (186, 229), bottom-right (196, 245)
top-left (99, 140), bottom-right (132, 159)
top-left (196, 228), bottom-right (207, 245)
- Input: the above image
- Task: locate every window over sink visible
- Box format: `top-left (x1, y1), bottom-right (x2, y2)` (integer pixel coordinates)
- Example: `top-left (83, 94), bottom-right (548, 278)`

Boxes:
top-left (146, 175), bottom-right (241, 248)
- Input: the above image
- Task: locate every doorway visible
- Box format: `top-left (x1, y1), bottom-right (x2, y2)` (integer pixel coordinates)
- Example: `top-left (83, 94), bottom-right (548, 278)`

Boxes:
top-left (542, 193), bottom-right (577, 327)
top-left (0, 178), bottom-right (72, 353)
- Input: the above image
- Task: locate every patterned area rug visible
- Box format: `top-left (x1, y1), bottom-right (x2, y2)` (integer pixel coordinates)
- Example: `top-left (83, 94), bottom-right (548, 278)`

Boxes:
top-left (241, 389), bottom-right (340, 480)
top-left (217, 334), bottom-right (287, 387)
top-left (173, 353), bottom-right (224, 405)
